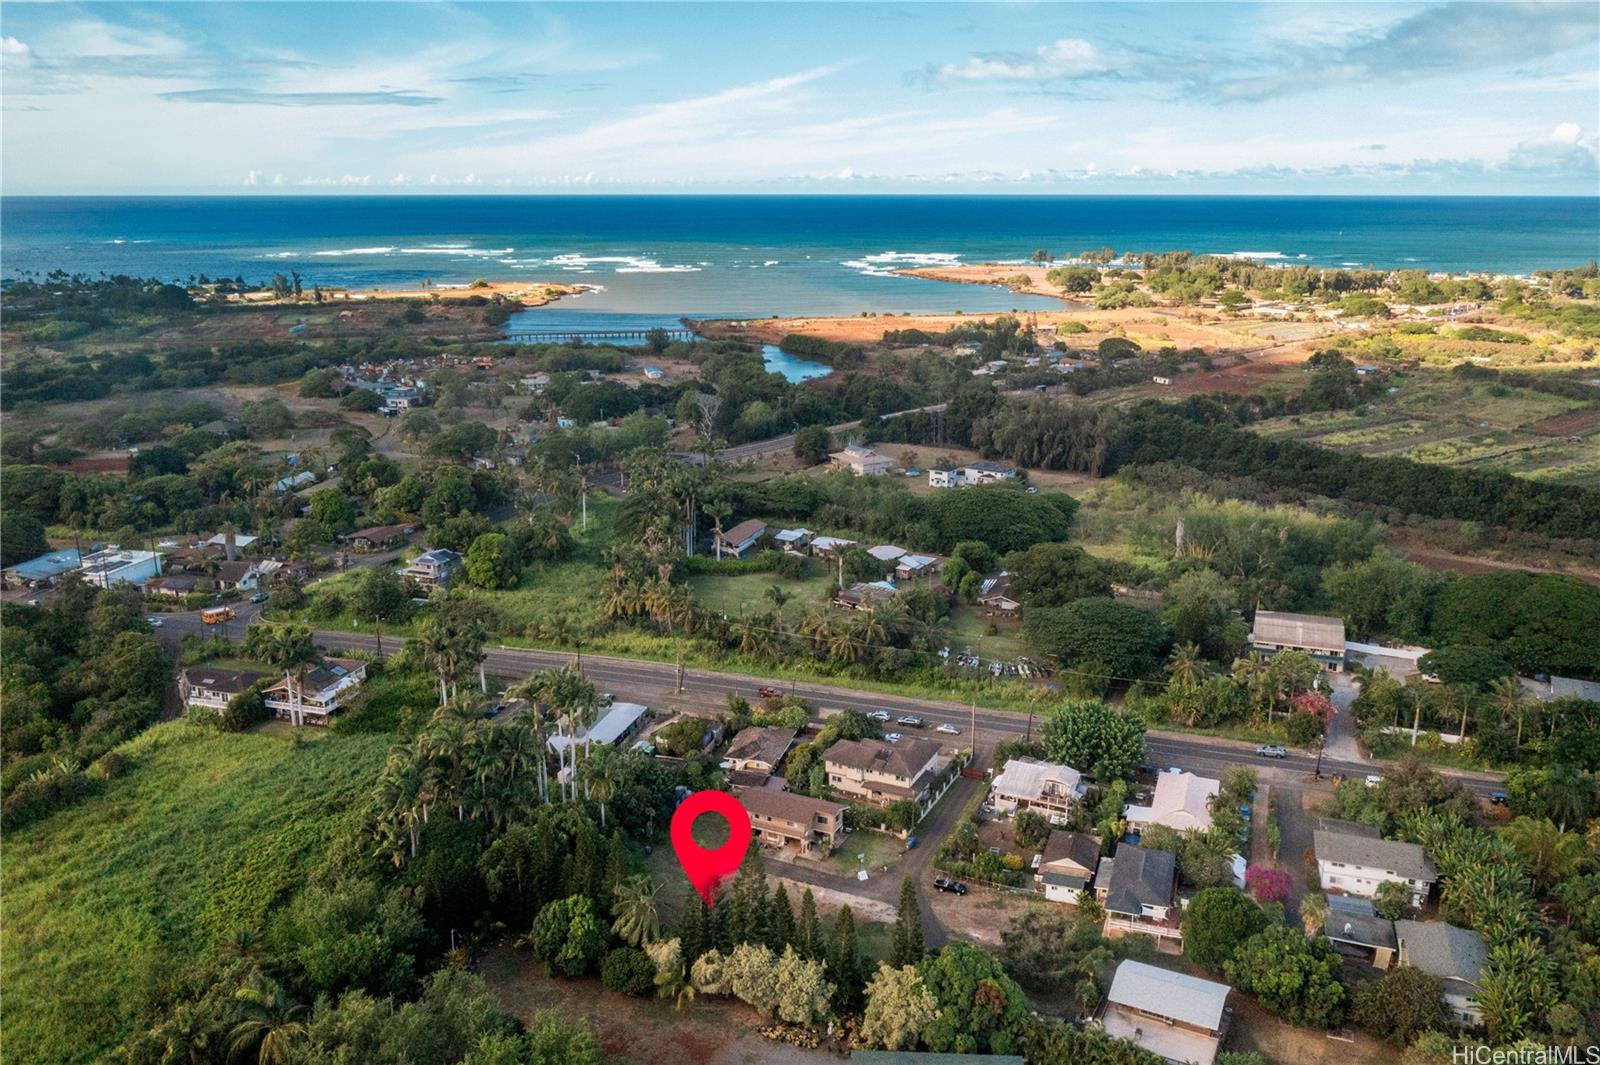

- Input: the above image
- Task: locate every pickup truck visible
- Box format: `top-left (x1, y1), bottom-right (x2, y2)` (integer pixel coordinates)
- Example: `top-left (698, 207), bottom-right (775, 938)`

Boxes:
top-left (932, 877), bottom-right (968, 896)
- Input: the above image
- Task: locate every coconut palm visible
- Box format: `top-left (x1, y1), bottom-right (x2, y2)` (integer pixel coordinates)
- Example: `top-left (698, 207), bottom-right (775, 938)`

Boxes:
top-left (417, 617), bottom-right (458, 706)
top-left (612, 874), bottom-right (662, 947)
top-left (1167, 642), bottom-right (1205, 688)
top-left (1298, 891), bottom-right (1328, 937)
top-left (227, 981), bottom-right (307, 1065)
top-left (585, 745), bottom-right (626, 828)
top-left (765, 585), bottom-right (792, 635)
top-left (1488, 675), bottom-right (1528, 748)
top-left (260, 625), bottom-right (318, 727)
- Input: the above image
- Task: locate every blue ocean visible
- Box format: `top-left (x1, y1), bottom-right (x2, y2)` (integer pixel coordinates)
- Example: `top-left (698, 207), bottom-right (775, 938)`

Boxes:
top-left (2, 196), bottom-right (1595, 323)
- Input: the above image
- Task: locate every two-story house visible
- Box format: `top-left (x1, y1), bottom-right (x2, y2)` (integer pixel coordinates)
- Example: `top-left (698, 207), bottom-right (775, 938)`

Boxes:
top-left (824, 737), bottom-right (943, 809)
top-left (1097, 843), bottom-right (1182, 944)
top-left (179, 667), bottom-right (269, 712)
top-left (263, 658), bottom-right (368, 726)
top-left (990, 757), bottom-right (1084, 820)
top-left (1101, 960), bottom-right (1231, 1065)
top-left (737, 787), bottom-right (846, 858)
top-left (1038, 830), bottom-right (1101, 903)
top-left (1124, 771), bottom-right (1220, 834)
top-left (400, 548), bottom-right (462, 590)
top-left (714, 519), bottom-right (768, 559)
top-left (1315, 829), bottom-right (1437, 908)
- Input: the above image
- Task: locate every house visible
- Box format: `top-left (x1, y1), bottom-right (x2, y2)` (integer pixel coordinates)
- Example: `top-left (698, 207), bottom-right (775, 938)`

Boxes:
top-left (1323, 894), bottom-right (1397, 968)
top-left (809, 535), bottom-right (858, 558)
top-left (1250, 610), bottom-right (1347, 672)
top-left (894, 553), bottom-right (942, 580)
top-left (549, 702), bottom-right (652, 757)
top-left (275, 470), bottom-right (317, 494)
top-left (1097, 843), bottom-right (1181, 943)
top-left (928, 468), bottom-right (958, 489)
top-left (773, 528), bottom-right (814, 553)
top-left (1152, 375), bottom-right (1173, 386)
top-left (723, 726), bottom-right (798, 783)
top-left (737, 787), bottom-right (846, 857)
top-left (3, 548), bottom-right (83, 589)
top-left (715, 519), bottom-right (768, 559)
top-left (977, 572), bottom-right (1021, 613)
top-left (990, 758), bottom-right (1084, 820)
top-left (345, 524), bottom-right (412, 552)
top-left (867, 544), bottom-right (906, 564)
top-left (833, 581), bottom-right (898, 611)
top-left (1315, 830), bottom-right (1436, 907)
top-left (960, 460), bottom-right (1018, 484)
top-left (77, 547), bottom-right (164, 588)
top-left (260, 558), bottom-right (314, 586)
top-left (1101, 959), bottom-right (1231, 1065)
top-left (825, 737), bottom-right (944, 809)
top-left (829, 445), bottom-right (893, 476)
top-left (1394, 920), bottom-right (1488, 1027)
top-left (521, 372), bottom-right (550, 392)
top-left (1038, 831), bottom-right (1101, 902)
top-left (264, 658), bottom-right (368, 726)
top-left (1124, 771), bottom-right (1220, 834)
top-left (213, 560), bottom-right (261, 592)
top-left (180, 667), bottom-right (269, 712)
top-left (203, 531), bottom-right (259, 555)
top-left (400, 548), bottom-right (462, 590)
top-left (143, 574), bottom-right (200, 598)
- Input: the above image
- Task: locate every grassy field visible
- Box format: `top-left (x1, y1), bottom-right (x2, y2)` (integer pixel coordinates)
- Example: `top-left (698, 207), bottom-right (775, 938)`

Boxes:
top-left (1, 722), bottom-right (390, 1064)
top-left (686, 568), bottom-right (836, 622)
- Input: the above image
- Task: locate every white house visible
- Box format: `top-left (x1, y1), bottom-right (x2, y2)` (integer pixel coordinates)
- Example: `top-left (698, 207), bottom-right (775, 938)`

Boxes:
top-left (1124, 771), bottom-right (1220, 834)
top-left (809, 535), bottom-right (857, 558)
top-left (77, 547), bottom-right (164, 588)
top-left (829, 445), bottom-right (893, 476)
top-left (1394, 920), bottom-right (1488, 1028)
top-left (264, 658), bottom-right (368, 726)
top-left (1102, 960), bottom-right (1231, 1065)
top-left (990, 757), bottom-right (1083, 819)
top-left (1315, 830), bottom-right (1437, 908)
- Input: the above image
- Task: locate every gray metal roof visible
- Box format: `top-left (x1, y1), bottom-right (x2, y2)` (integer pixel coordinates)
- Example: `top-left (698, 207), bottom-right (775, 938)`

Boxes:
top-left (1324, 895), bottom-right (1397, 950)
top-left (1315, 830), bottom-right (1436, 883)
top-left (1252, 610), bottom-right (1346, 651)
top-left (1107, 959), bottom-right (1230, 1031)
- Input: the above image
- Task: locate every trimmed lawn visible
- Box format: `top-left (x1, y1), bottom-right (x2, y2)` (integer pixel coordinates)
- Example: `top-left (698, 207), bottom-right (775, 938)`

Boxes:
top-left (687, 569), bottom-right (835, 622)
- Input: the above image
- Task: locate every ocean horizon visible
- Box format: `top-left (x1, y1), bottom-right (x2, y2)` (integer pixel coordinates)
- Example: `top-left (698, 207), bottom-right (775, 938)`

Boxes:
top-left (3, 194), bottom-right (1595, 318)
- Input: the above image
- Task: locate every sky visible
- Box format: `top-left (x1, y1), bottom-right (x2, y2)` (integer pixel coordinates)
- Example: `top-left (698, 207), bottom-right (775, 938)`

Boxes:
top-left (1, 1), bottom-right (1597, 195)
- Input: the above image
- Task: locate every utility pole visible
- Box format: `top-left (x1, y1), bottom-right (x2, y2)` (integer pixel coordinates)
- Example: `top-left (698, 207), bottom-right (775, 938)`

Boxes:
top-left (675, 657), bottom-right (685, 694)
top-left (373, 617), bottom-right (382, 658)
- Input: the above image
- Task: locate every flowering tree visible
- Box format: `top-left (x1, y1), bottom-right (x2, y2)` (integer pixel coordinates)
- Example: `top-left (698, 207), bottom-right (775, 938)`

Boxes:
top-left (1246, 865), bottom-right (1293, 904)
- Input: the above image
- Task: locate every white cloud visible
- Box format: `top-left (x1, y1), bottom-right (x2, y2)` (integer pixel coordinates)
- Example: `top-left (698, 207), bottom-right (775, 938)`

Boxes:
top-left (936, 38), bottom-right (1105, 83)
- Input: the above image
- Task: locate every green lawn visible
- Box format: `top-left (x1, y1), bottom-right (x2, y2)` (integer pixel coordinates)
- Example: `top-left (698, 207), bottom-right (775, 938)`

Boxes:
top-left (827, 830), bottom-right (905, 878)
top-left (1, 722), bottom-right (390, 1064)
top-left (686, 568), bottom-right (835, 621)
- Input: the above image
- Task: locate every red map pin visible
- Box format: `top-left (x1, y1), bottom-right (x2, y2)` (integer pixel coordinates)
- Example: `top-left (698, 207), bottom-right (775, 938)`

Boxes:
top-left (670, 790), bottom-right (752, 906)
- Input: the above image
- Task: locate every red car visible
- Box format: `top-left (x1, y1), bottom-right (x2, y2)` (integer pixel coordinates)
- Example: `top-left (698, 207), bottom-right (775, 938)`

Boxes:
top-left (755, 686), bottom-right (783, 699)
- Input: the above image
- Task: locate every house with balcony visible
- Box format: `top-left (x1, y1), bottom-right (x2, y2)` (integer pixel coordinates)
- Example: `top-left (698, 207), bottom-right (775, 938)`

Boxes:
top-left (990, 757), bottom-right (1083, 820)
top-left (263, 658), bottom-right (368, 726)
top-left (714, 519), bottom-right (768, 559)
top-left (1097, 843), bottom-right (1182, 944)
top-left (824, 737), bottom-right (943, 809)
top-left (180, 667), bottom-right (269, 712)
top-left (736, 787), bottom-right (846, 858)
top-left (1315, 829), bottom-right (1436, 908)
top-left (400, 548), bottom-right (462, 590)
top-left (1101, 960), bottom-right (1231, 1065)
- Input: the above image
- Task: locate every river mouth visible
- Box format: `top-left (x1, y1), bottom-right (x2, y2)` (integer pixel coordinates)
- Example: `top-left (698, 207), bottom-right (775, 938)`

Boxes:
top-left (501, 307), bottom-right (832, 382)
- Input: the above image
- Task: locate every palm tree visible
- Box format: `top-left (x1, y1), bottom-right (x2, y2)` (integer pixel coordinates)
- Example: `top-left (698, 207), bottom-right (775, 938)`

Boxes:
top-left (261, 625), bottom-right (317, 727)
top-left (1230, 651), bottom-right (1273, 724)
top-left (612, 874), bottom-right (661, 946)
top-left (1299, 892), bottom-right (1329, 937)
top-left (585, 745), bottom-right (626, 828)
top-left (1488, 675), bottom-right (1528, 748)
top-left (417, 617), bottom-right (457, 706)
top-left (765, 585), bottom-right (792, 635)
top-left (1167, 643), bottom-right (1205, 688)
top-left (706, 499), bottom-right (732, 561)
top-left (227, 981), bottom-right (307, 1065)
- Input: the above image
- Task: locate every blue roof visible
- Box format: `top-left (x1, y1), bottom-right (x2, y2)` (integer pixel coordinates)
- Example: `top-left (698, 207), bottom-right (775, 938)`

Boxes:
top-left (6, 548), bottom-right (81, 581)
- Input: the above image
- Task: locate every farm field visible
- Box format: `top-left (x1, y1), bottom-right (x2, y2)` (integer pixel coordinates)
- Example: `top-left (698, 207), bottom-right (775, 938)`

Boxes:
top-left (0, 722), bottom-right (390, 1064)
top-left (1250, 370), bottom-right (1600, 486)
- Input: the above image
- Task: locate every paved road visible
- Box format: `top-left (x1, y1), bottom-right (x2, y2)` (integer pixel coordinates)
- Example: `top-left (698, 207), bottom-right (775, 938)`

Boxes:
top-left (714, 403), bottom-right (951, 463)
top-left (160, 612), bottom-right (1505, 799)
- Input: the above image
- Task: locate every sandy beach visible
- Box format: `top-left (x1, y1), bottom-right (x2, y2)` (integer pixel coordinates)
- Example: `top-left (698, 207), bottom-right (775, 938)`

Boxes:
top-left (232, 279), bottom-right (589, 308)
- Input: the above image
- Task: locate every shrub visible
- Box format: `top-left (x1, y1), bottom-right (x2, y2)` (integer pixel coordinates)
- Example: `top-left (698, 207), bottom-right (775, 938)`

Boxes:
top-left (601, 947), bottom-right (656, 996)
top-left (1013, 810), bottom-right (1050, 850)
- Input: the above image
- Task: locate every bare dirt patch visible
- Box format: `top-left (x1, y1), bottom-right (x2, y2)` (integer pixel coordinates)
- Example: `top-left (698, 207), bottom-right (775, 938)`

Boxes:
top-left (1525, 408), bottom-right (1600, 438)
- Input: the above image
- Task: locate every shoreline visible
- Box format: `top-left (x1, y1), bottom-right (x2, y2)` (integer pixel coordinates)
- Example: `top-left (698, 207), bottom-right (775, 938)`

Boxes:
top-left (229, 279), bottom-right (591, 309)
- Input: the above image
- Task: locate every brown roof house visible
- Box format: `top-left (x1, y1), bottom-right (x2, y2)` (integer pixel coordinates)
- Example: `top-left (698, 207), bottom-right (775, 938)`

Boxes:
top-left (714, 519), bottom-right (768, 559)
top-left (180, 667), bottom-right (269, 713)
top-left (723, 726), bottom-right (799, 786)
top-left (824, 737), bottom-right (944, 809)
top-left (1038, 831), bottom-right (1101, 903)
top-left (737, 787), bottom-right (846, 858)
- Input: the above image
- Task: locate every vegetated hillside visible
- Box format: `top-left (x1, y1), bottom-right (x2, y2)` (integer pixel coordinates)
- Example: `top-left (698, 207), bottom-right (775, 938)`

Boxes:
top-left (1, 723), bottom-right (389, 1064)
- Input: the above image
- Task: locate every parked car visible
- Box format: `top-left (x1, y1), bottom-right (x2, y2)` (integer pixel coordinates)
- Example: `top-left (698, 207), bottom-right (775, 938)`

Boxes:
top-left (250, 591), bottom-right (269, 603)
top-left (936, 723), bottom-right (961, 735)
top-left (897, 715), bottom-right (924, 727)
top-left (1364, 774), bottom-right (1384, 788)
top-left (145, 616), bottom-right (164, 627)
top-left (868, 710), bottom-right (892, 722)
top-left (1489, 790), bottom-right (1509, 806)
top-left (755, 686), bottom-right (782, 699)
top-left (933, 877), bottom-right (968, 895)
top-left (884, 732), bottom-right (903, 743)
top-left (1255, 744), bottom-right (1288, 759)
